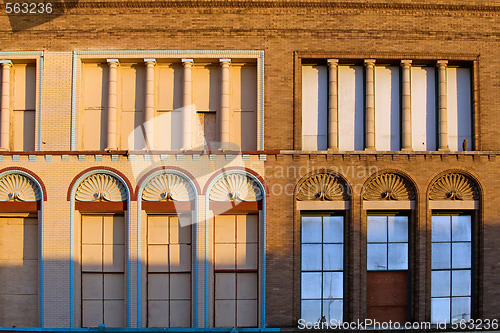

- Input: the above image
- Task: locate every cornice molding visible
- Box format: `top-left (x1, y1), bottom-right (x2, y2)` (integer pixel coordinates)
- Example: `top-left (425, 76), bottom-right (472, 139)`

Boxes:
top-left (26, 1), bottom-right (500, 13)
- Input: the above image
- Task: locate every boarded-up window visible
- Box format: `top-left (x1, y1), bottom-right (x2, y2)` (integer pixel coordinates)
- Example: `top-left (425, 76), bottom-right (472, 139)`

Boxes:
top-left (119, 64), bottom-right (145, 150)
top-left (81, 63), bottom-right (107, 151)
top-left (12, 64), bottom-right (36, 151)
top-left (147, 215), bottom-right (191, 328)
top-left (411, 66), bottom-right (437, 151)
top-left (302, 65), bottom-right (328, 151)
top-left (156, 64), bottom-right (183, 150)
top-left (81, 215), bottom-right (124, 328)
top-left (0, 216), bottom-right (38, 326)
top-left (338, 65), bottom-right (364, 151)
top-left (447, 68), bottom-right (472, 151)
top-left (374, 66), bottom-right (401, 151)
top-left (214, 215), bottom-right (258, 327)
top-left (230, 64), bottom-right (257, 151)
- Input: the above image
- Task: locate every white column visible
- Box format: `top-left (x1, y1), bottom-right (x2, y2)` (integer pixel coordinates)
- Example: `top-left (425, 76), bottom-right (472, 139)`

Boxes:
top-left (220, 59), bottom-right (231, 148)
top-left (0, 61), bottom-right (11, 151)
top-left (144, 58), bottom-right (156, 149)
top-left (437, 60), bottom-right (449, 150)
top-left (327, 59), bottom-right (339, 150)
top-left (106, 59), bottom-right (119, 151)
top-left (182, 59), bottom-right (193, 150)
top-left (401, 60), bottom-right (412, 150)
top-left (364, 59), bottom-right (376, 150)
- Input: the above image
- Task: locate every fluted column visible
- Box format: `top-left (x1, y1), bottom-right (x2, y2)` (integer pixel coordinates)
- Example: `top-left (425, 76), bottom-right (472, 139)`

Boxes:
top-left (220, 59), bottom-right (231, 148)
top-left (182, 59), bottom-right (193, 150)
top-left (401, 60), bottom-right (412, 151)
top-left (144, 58), bottom-right (156, 148)
top-left (106, 59), bottom-right (119, 151)
top-left (328, 59), bottom-right (339, 150)
top-left (364, 59), bottom-right (376, 150)
top-left (0, 61), bottom-right (11, 151)
top-left (437, 60), bottom-right (449, 151)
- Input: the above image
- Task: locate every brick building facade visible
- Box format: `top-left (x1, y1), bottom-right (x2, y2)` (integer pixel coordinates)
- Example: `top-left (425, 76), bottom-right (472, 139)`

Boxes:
top-left (0, 0), bottom-right (498, 330)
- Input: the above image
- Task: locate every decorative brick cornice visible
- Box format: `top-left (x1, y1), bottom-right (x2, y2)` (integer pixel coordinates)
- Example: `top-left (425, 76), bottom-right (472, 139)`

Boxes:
top-left (38, 1), bottom-right (500, 12)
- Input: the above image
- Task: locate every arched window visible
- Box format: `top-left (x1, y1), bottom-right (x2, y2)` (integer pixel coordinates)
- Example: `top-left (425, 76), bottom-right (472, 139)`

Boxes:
top-left (363, 172), bottom-right (416, 323)
top-left (0, 172), bottom-right (42, 327)
top-left (429, 172), bottom-right (480, 323)
top-left (74, 172), bottom-right (128, 328)
top-left (296, 172), bottom-right (349, 323)
top-left (207, 171), bottom-right (264, 328)
top-left (139, 170), bottom-right (196, 328)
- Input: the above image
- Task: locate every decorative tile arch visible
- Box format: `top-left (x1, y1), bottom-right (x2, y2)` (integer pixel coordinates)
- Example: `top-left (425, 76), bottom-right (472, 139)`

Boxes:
top-left (296, 172), bottom-right (349, 201)
top-left (0, 173), bottom-right (41, 202)
top-left (68, 169), bottom-right (132, 328)
top-left (75, 173), bottom-right (127, 202)
top-left (429, 172), bottom-right (480, 201)
top-left (209, 173), bottom-right (263, 202)
top-left (142, 173), bottom-right (195, 202)
top-left (363, 172), bottom-right (416, 201)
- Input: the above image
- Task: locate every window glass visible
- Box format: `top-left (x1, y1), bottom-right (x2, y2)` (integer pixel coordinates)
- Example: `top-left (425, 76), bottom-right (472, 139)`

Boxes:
top-left (367, 244), bottom-right (387, 270)
top-left (388, 243), bottom-right (408, 270)
top-left (431, 215), bottom-right (472, 323)
top-left (301, 215), bottom-right (344, 322)
top-left (367, 215), bottom-right (408, 271)
top-left (367, 216), bottom-right (387, 242)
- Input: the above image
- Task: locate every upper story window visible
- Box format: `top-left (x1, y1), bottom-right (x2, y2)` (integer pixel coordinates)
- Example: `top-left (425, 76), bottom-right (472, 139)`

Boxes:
top-left (0, 60), bottom-right (36, 151)
top-left (79, 57), bottom-right (258, 152)
top-left (301, 58), bottom-right (473, 152)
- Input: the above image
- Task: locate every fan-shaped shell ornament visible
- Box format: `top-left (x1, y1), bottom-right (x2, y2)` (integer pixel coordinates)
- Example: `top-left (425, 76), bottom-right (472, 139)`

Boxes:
top-left (363, 173), bottom-right (415, 201)
top-left (142, 173), bottom-right (194, 201)
top-left (210, 174), bottom-right (263, 202)
top-left (296, 173), bottom-right (346, 201)
top-left (429, 173), bottom-right (479, 201)
top-left (75, 174), bottom-right (126, 202)
top-left (0, 174), bottom-right (40, 202)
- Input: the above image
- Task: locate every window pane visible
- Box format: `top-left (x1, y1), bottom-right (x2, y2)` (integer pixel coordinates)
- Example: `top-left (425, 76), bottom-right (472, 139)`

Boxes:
top-left (367, 216), bottom-right (387, 242)
top-left (322, 272), bottom-right (343, 299)
top-left (388, 243), bottom-right (408, 270)
top-left (431, 297), bottom-right (450, 324)
top-left (452, 216), bottom-right (471, 242)
top-left (388, 216), bottom-right (408, 242)
top-left (302, 244), bottom-right (322, 271)
top-left (452, 243), bottom-right (471, 269)
top-left (323, 299), bottom-right (343, 323)
top-left (432, 243), bottom-right (451, 269)
top-left (323, 244), bottom-right (343, 271)
top-left (302, 217), bottom-right (322, 243)
top-left (301, 300), bottom-right (322, 323)
top-left (301, 272), bottom-right (322, 299)
top-left (431, 271), bottom-right (450, 297)
top-left (452, 270), bottom-right (471, 297)
top-left (432, 216), bottom-right (451, 242)
top-left (451, 297), bottom-right (471, 321)
top-left (323, 216), bottom-right (343, 243)
top-left (367, 244), bottom-right (387, 270)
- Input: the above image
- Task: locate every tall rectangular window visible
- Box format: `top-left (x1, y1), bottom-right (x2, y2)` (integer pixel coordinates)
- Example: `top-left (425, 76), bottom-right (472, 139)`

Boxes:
top-left (147, 215), bottom-right (191, 327)
top-left (301, 215), bottom-right (344, 323)
top-left (366, 215), bottom-right (408, 323)
top-left (12, 63), bottom-right (36, 151)
top-left (214, 214), bottom-right (258, 328)
top-left (81, 215), bottom-right (125, 328)
top-left (431, 215), bottom-right (472, 323)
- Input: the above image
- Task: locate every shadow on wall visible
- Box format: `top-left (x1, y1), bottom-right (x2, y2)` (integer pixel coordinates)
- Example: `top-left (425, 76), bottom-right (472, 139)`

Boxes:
top-left (5, 0), bottom-right (79, 32)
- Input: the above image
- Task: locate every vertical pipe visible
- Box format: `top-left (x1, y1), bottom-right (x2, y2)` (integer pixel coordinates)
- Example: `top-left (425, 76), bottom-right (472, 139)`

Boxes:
top-left (401, 60), bottom-right (412, 150)
top-left (364, 59), bottom-right (376, 150)
top-left (220, 59), bottom-right (231, 148)
top-left (106, 59), bottom-right (119, 151)
top-left (182, 59), bottom-right (193, 150)
top-left (144, 58), bottom-right (156, 149)
top-left (0, 61), bottom-right (12, 151)
top-left (328, 59), bottom-right (339, 150)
